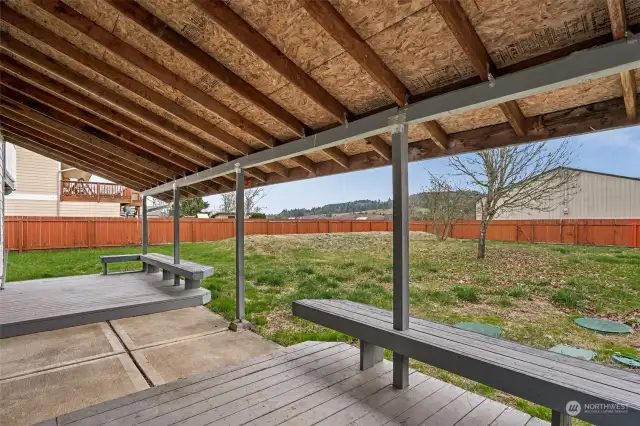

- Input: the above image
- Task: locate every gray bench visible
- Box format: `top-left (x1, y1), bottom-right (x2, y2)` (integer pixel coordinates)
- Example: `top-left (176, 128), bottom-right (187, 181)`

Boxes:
top-left (99, 253), bottom-right (213, 290)
top-left (293, 299), bottom-right (640, 426)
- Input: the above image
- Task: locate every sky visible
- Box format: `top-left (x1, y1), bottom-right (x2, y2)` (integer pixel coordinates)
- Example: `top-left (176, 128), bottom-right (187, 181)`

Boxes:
top-left (204, 126), bottom-right (640, 215)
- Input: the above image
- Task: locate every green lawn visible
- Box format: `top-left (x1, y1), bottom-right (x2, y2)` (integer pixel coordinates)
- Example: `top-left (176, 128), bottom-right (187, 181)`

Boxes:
top-left (8, 232), bottom-right (639, 423)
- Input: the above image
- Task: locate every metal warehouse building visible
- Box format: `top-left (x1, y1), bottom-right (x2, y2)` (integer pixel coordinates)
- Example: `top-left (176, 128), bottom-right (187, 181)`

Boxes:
top-left (479, 168), bottom-right (640, 220)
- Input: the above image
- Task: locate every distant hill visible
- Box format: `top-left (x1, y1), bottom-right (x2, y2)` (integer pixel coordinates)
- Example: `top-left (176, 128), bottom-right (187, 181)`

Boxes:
top-left (272, 191), bottom-right (479, 219)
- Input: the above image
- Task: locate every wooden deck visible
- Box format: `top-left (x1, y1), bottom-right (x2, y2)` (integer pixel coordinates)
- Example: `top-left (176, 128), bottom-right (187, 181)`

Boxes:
top-left (48, 341), bottom-right (548, 426)
top-left (0, 272), bottom-right (211, 338)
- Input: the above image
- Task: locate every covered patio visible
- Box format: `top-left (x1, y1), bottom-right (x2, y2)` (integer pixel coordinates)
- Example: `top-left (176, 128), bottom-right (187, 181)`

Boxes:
top-left (1, 0), bottom-right (639, 425)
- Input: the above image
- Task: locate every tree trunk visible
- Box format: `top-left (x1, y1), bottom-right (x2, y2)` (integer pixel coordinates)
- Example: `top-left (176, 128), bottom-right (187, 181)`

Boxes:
top-left (478, 220), bottom-right (488, 259)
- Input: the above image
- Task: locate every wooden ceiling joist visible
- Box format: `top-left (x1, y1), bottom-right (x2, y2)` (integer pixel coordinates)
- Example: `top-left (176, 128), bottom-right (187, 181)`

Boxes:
top-left (607, 0), bottom-right (637, 121)
top-left (5, 133), bottom-right (149, 193)
top-left (0, 71), bottom-right (200, 173)
top-left (245, 168), bottom-right (268, 183)
top-left (0, 19), bottom-right (230, 163)
top-left (0, 123), bottom-right (159, 188)
top-left (365, 136), bottom-right (391, 161)
top-left (194, 0), bottom-right (348, 124)
top-left (0, 95), bottom-right (177, 182)
top-left (323, 147), bottom-right (350, 169)
top-left (433, 0), bottom-right (528, 136)
top-left (103, 0), bottom-right (305, 138)
top-left (290, 156), bottom-right (318, 176)
top-left (0, 53), bottom-right (213, 168)
top-left (31, 0), bottom-right (272, 153)
top-left (299, 0), bottom-right (447, 152)
top-left (298, 0), bottom-right (407, 107)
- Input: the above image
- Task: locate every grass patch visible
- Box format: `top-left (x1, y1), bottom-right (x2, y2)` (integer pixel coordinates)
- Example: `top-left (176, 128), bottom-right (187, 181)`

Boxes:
top-left (551, 288), bottom-right (584, 309)
top-left (453, 285), bottom-right (480, 302)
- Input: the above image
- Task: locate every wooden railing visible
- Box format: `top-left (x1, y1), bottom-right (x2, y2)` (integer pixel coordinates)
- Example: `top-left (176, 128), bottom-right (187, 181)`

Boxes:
top-left (60, 180), bottom-right (133, 203)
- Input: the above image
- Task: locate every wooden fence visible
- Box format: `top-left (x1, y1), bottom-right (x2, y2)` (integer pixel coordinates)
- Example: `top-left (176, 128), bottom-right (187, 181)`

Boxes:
top-left (4, 217), bottom-right (640, 252)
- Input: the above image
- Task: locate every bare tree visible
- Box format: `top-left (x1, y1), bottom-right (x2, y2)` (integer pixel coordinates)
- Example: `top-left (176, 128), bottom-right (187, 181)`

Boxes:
top-left (422, 173), bottom-right (470, 240)
top-left (449, 140), bottom-right (579, 258)
top-left (216, 188), bottom-right (268, 216)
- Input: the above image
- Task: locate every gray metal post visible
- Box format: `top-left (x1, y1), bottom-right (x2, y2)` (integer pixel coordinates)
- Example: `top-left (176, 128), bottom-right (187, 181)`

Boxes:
top-left (142, 196), bottom-right (148, 255)
top-left (235, 167), bottom-right (245, 320)
top-left (392, 120), bottom-right (409, 389)
top-left (173, 184), bottom-right (180, 286)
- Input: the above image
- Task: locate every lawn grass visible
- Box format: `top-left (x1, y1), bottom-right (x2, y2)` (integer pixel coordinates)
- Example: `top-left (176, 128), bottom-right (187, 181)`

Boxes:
top-left (7, 232), bottom-right (639, 423)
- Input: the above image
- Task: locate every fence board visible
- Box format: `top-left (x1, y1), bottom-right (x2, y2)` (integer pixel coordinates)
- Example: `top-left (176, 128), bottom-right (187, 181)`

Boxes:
top-left (4, 217), bottom-right (639, 251)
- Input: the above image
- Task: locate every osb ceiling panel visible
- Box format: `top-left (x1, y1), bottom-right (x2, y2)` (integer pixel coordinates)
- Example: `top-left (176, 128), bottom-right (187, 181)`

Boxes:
top-left (365, 4), bottom-right (476, 95)
top-left (462, 0), bottom-right (640, 69)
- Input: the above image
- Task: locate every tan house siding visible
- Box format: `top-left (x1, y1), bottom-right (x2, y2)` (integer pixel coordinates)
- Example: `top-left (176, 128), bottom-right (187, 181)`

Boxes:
top-left (59, 202), bottom-right (121, 217)
top-left (478, 171), bottom-right (640, 220)
top-left (12, 146), bottom-right (58, 194)
top-left (6, 200), bottom-right (57, 216)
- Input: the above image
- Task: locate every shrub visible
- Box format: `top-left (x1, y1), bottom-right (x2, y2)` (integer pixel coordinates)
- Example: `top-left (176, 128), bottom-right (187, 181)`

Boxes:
top-left (453, 286), bottom-right (479, 302)
top-left (249, 212), bottom-right (266, 219)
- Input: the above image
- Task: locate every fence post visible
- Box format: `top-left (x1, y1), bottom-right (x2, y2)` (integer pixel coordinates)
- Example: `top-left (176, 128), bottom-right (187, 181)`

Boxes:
top-left (18, 217), bottom-right (23, 254)
top-left (192, 220), bottom-right (196, 242)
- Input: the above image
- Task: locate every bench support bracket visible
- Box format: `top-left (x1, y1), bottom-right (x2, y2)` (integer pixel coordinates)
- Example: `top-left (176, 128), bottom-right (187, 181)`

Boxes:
top-left (360, 340), bottom-right (384, 370)
top-left (185, 278), bottom-right (200, 290)
top-left (552, 410), bottom-right (572, 426)
top-left (146, 264), bottom-right (159, 273)
top-left (162, 269), bottom-right (174, 280)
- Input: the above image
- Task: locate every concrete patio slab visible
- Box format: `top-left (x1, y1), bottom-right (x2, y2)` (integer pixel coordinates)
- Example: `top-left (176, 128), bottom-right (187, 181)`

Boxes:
top-left (0, 322), bottom-right (124, 380)
top-left (131, 330), bottom-right (281, 385)
top-left (110, 306), bottom-right (228, 350)
top-left (0, 354), bottom-right (148, 426)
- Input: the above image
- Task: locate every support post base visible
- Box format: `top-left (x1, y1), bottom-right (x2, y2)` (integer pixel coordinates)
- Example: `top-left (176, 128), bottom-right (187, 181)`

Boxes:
top-left (146, 264), bottom-right (159, 273)
top-left (360, 340), bottom-right (384, 370)
top-left (393, 352), bottom-right (409, 389)
top-left (228, 319), bottom-right (254, 332)
top-left (162, 270), bottom-right (175, 280)
top-left (185, 278), bottom-right (200, 290)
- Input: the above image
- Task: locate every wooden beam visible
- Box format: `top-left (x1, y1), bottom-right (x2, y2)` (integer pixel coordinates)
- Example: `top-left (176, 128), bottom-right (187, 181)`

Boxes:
top-left (1, 124), bottom-right (157, 188)
top-left (365, 136), bottom-right (391, 161)
top-left (0, 71), bottom-right (200, 173)
top-left (421, 121), bottom-right (449, 151)
top-left (211, 177), bottom-right (232, 191)
top-left (323, 147), bottom-right (349, 168)
top-left (0, 20), bottom-right (229, 162)
top-left (607, 0), bottom-right (637, 120)
top-left (433, 0), bottom-right (527, 136)
top-left (245, 168), bottom-right (268, 183)
top-left (103, 0), bottom-right (306, 138)
top-left (194, 0), bottom-right (349, 123)
top-left (0, 97), bottom-right (177, 181)
top-left (290, 156), bottom-right (317, 175)
top-left (5, 134), bottom-right (148, 192)
top-left (298, 0), bottom-right (407, 107)
top-left (264, 161), bottom-right (289, 178)
top-left (0, 53), bottom-right (213, 168)
top-left (32, 0), bottom-right (272, 151)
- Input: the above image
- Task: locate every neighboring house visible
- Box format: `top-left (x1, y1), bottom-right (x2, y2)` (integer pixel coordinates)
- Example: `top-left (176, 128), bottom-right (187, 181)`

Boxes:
top-left (211, 212), bottom-right (235, 219)
top-left (476, 168), bottom-right (640, 220)
top-left (5, 144), bottom-right (141, 217)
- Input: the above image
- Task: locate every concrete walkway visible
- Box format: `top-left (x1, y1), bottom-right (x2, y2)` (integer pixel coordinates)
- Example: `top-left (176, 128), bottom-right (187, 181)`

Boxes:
top-left (0, 307), bottom-right (280, 425)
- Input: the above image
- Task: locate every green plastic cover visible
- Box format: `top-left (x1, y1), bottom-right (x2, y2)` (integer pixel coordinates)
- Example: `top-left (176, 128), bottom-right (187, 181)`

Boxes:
top-left (454, 322), bottom-right (502, 337)
top-left (574, 317), bottom-right (632, 334)
top-left (612, 353), bottom-right (640, 368)
top-left (549, 344), bottom-right (596, 360)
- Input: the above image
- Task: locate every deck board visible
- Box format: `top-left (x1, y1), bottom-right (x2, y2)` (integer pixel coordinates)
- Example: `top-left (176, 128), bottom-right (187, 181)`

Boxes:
top-left (44, 342), bottom-right (548, 426)
top-left (0, 272), bottom-right (211, 338)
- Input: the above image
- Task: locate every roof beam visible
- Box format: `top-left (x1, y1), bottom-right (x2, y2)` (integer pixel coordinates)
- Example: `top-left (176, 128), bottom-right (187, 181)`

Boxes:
top-left (1, 124), bottom-right (158, 188)
top-left (103, 0), bottom-right (305, 138)
top-left (264, 161), bottom-right (289, 178)
top-left (0, 18), bottom-right (229, 162)
top-left (299, 0), bottom-right (447, 151)
top-left (365, 136), bottom-right (391, 161)
top-left (433, 0), bottom-right (527, 136)
top-left (194, 0), bottom-right (349, 124)
top-left (32, 0), bottom-right (274, 152)
top-left (245, 168), bottom-right (268, 183)
top-left (0, 70), bottom-right (200, 173)
top-left (607, 0), bottom-right (637, 120)
top-left (420, 121), bottom-right (449, 151)
top-left (142, 36), bottom-right (640, 195)
top-left (290, 156), bottom-right (317, 175)
top-left (5, 134), bottom-right (148, 192)
top-left (0, 53), bottom-right (213, 168)
top-left (0, 95), bottom-right (178, 181)
top-left (323, 147), bottom-right (350, 168)
top-left (298, 0), bottom-right (407, 107)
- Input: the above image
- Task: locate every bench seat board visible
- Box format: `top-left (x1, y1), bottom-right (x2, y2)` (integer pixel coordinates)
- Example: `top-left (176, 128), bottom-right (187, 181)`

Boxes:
top-left (293, 299), bottom-right (640, 426)
top-left (99, 254), bottom-right (141, 263)
top-left (140, 253), bottom-right (214, 280)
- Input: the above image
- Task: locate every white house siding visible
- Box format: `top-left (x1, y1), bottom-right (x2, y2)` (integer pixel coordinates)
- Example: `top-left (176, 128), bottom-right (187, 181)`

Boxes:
top-left (478, 171), bottom-right (640, 220)
top-left (59, 202), bottom-right (121, 217)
